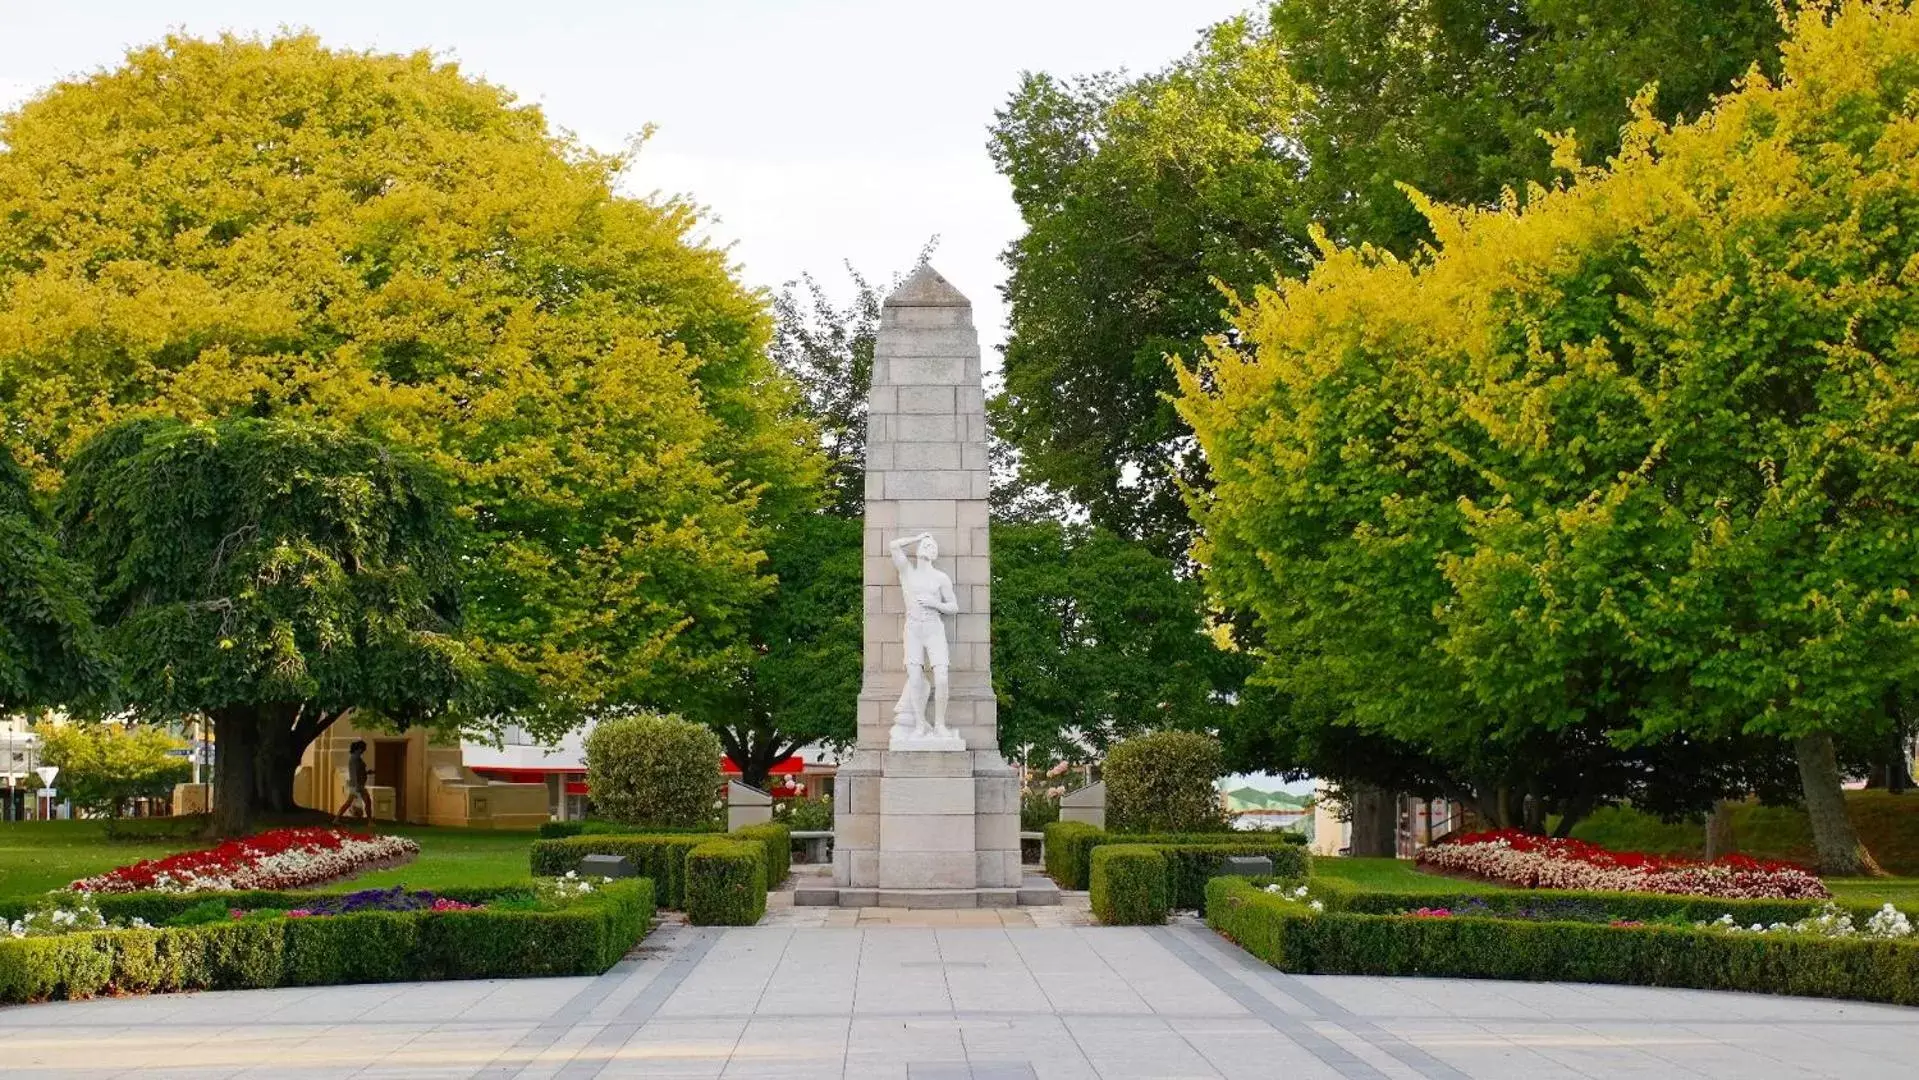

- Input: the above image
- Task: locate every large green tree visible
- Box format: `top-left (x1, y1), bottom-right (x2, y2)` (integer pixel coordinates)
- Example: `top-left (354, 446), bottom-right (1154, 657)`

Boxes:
top-left (58, 418), bottom-right (484, 836)
top-left (992, 521), bottom-right (1245, 766)
top-left (34, 722), bottom-right (192, 819)
top-left (991, 0), bottom-right (1784, 544)
top-left (1180, 0), bottom-right (1919, 874)
top-left (0, 452), bottom-right (106, 714)
top-left (0, 34), bottom-right (817, 734)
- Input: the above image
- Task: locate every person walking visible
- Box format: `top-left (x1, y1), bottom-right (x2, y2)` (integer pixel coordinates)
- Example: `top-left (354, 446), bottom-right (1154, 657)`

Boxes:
top-left (333, 740), bottom-right (374, 824)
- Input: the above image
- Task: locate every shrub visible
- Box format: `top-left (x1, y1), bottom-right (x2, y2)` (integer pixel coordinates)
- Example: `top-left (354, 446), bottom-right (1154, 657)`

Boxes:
top-left (584, 712), bottom-right (723, 828)
top-left (1102, 731), bottom-right (1227, 833)
top-left (731, 823), bottom-right (791, 889)
top-left (1205, 877), bottom-right (1919, 1007)
top-left (775, 796), bottom-right (834, 832)
top-left (685, 840), bottom-right (766, 926)
top-left (1089, 845), bottom-right (1168, 925)
top-left (1040, 822), bottom-right (1308, 893)
top-left (528, 835), bottom-right (708, 907)
top-left (1305, 877), bottom-right (1890, 926)
top-left (1043, 821), bottom-right (1102, 888)
top-left (536, 819), bottom-right (721, 840)
top-left (0, 880), bottom-right (654, 1004)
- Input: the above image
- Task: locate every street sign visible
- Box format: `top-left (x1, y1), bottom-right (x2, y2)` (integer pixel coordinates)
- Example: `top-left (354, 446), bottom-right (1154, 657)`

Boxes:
top-left (34, 765), bottom-right (59, 788)
top-left (37, 788), bottom-right (56, 798)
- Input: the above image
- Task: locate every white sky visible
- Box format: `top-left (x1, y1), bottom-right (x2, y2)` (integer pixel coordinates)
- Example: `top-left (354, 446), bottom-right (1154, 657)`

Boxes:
top-left (0, 0), bottom-right (1250, 357)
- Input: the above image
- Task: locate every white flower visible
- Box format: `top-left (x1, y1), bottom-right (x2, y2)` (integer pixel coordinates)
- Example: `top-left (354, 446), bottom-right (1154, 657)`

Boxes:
top-left (1309, 900), bottom-right (1325, 912)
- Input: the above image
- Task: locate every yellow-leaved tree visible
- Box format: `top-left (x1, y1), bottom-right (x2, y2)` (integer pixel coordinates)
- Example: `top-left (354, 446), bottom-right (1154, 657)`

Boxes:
top-left (0, 34), bottom-right (821, 772)
top-left (1180, 0), bottom-right (1919, 875)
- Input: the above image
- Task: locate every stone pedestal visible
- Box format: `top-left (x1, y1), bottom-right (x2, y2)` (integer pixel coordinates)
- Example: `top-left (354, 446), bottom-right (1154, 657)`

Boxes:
top-left (822, 265), bottom-right (1030, 907)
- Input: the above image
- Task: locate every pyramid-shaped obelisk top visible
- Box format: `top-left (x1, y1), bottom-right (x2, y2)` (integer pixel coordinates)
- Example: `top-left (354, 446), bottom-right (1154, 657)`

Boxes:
top-left (885, 263), bottom-right (971, 307)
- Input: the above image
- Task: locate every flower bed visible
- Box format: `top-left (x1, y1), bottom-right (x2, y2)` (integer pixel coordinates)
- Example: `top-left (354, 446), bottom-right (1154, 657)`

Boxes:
top-left (70, 827), bottom-right (419, 894)
top-left (1206, 876), bottom-right (1919, 1007)
top-left (0, 877), bottom-right (654, 1003)
top-left (1415, 828), bottom-right (1828, 900)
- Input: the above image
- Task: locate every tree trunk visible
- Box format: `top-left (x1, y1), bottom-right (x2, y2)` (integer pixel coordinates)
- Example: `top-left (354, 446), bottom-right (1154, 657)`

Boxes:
top-left (1347, 785), bottom-right (1398, 857)
top-left (211, 707), bottom-right (259, 837)
top-left (1703, 799), bottom-right (1736, 860)
top-left (254, 725), bottom-right (301, 816)
top-left (1793, 731), bottom-right (1885, 877)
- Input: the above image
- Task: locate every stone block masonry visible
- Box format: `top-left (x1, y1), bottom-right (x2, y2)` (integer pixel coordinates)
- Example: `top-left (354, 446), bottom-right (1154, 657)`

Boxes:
top-left (829, 264), bottom-right (1023, 903)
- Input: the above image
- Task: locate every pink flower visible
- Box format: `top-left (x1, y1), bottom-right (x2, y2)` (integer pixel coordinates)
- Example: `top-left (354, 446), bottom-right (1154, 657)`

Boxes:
top-left (1411, 907), bottom-right (1452, 918)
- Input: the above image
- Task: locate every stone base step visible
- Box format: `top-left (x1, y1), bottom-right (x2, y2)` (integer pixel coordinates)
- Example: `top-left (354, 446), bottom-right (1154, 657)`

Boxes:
top-left (793, 878), bottom-right (1062, 909)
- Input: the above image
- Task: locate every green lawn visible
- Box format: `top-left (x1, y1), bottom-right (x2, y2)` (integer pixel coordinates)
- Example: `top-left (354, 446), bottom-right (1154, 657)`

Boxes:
top-left (1311, 855), bottom-right (1919, 910)
top-left (0, 819), bottom-right (538, 898)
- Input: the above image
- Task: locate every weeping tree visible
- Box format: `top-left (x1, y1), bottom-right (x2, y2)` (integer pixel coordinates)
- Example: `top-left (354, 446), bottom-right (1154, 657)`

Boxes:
top-left (58, 417), bottom-right (486, 836)
top-left (0, 451), bottom-right (108, 715)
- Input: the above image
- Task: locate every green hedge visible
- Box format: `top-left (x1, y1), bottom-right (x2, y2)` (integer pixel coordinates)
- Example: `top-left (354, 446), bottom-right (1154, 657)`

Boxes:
top-left (0, 886), bottom-right (515, 926)
top-left (1043, 821), bottom-right (1102, 888)
top-left (529, 834), bottom-right (710, 907)
top-left (1041, 822), bottom-right (1309, 895)
top-left (1305, 877), bottom-right (1892, 925)
top-left (1089, 845), bottom-right (1169, 925)
top-left (685, 840), bottom-right (766, 926)
top-left (0, 880), bottom-right (654, 1005)
top-left (732, 822), bottom-right (791, 889)
top-left (1206, 877), bottom-right (1919, 1007)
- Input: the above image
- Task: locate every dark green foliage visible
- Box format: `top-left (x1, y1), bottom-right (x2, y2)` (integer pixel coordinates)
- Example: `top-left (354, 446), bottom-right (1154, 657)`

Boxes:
top-left (56, 417), bottom-right (482, 834)
top-left (1206, 877), bottom-right (1919, 1007)
top-left (992, 523), bottom-right (1247, 761)
top-left (0, 880), bottom-right (653, 1004)
top-left (1042, 822), bottom-right (1309, 895)
top-left (529, 835), bottom-right (709, 907)
top-left (1089, 845), bottom-right (1169, 925)
top-left (1103, 731), bottom-right (1228, 833)
top-left (730, 823), bottom-right (791, 890)
top-left (1043, 821), bottom-right (1103, 888)
top-left (684, 840), bottom-right (766, 926)
top-left (0, 450), bottom-right (108, 714)
top-left (689, 513), bottom-right (862, 789)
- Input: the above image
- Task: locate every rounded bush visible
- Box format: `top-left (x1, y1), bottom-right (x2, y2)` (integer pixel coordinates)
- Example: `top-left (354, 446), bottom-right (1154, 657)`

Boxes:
top-left (584, 713), bottom-right (723, 828)
top-left (1102, 730), bottom-right (1227, 833)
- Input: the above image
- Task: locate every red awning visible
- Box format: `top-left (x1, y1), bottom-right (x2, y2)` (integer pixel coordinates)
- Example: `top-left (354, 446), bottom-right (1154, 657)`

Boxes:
top-left (720, 756), bottom-right (805, 776)
top-left (564, 781), bottom-right (589, 796)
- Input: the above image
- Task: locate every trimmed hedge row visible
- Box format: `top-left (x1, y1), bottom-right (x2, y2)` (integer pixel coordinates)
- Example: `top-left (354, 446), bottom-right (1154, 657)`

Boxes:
top-left (528, 824), bottom-right (790, 907)
top-left (1089, 846), bottom-right (1169, 925)
top-left (1307, 877), bottom-right (1893, 926)
top-left (530, 835), bottom-right (708, 906)
top-left (685, 840), bottom-right (767, 926)
top-left (1042, 821), bottom-right (1309, 899)
top-left (0, 886), bottom-right (510, 926)
top-left (1206, 877), bottom-right (1919, 1007)
top-left (732, 823), bottom-right (791, 889)
top-left (0, 880), bottom-right (655, 1005)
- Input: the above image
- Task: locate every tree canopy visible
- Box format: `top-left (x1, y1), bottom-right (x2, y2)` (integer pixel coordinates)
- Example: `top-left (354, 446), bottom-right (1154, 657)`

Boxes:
top-left (0, 451), bottom-right (106, 715)
top-left (1178, 0), bottom-right (1919, 873)
top-left (57, 417), bottom-right (483, 835)
top-left (34, 722), bottom-right (191, 819)
top-left (990, 0), bottom-right (1784, 543)
top-left (0, 33), bottom-right (819, 733)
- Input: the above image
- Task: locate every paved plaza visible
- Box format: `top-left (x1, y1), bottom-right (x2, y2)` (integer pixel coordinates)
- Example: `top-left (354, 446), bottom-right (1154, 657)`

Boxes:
top-left (3, 918), bottom-right (1916, 1079)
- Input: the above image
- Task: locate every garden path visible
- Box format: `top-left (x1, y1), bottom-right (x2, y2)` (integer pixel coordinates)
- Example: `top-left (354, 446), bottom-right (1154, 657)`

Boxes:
top-left (1, 919), bottom-right (1914, 1078)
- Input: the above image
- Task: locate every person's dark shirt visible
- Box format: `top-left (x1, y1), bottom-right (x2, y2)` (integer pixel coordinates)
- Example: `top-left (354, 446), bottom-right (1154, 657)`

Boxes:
top-left (348, 753), bottom-right (368, 791)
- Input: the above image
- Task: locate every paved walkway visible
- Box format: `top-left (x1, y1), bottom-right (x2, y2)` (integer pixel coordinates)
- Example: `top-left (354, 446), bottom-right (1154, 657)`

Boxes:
top-left (3, 920), bottom-right (1915, 1079)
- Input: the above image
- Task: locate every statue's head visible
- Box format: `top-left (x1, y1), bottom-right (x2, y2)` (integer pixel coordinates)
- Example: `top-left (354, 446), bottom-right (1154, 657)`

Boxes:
top-left (917, 535), bottom-right (939, 562)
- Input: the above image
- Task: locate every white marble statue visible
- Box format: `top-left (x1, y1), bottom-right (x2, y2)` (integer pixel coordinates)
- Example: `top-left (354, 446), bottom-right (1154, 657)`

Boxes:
top-left (888, 532), bottom-right (962, 748)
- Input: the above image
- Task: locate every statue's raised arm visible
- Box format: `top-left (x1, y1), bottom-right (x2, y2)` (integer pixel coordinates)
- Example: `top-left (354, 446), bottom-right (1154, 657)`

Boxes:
top-left (888, 532), bottom-right (926, 575)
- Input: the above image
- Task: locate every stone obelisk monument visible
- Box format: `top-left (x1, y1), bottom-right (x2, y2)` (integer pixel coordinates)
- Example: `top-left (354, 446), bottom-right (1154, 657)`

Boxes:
top-left (818, 264), bottom-right (1036, 907)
